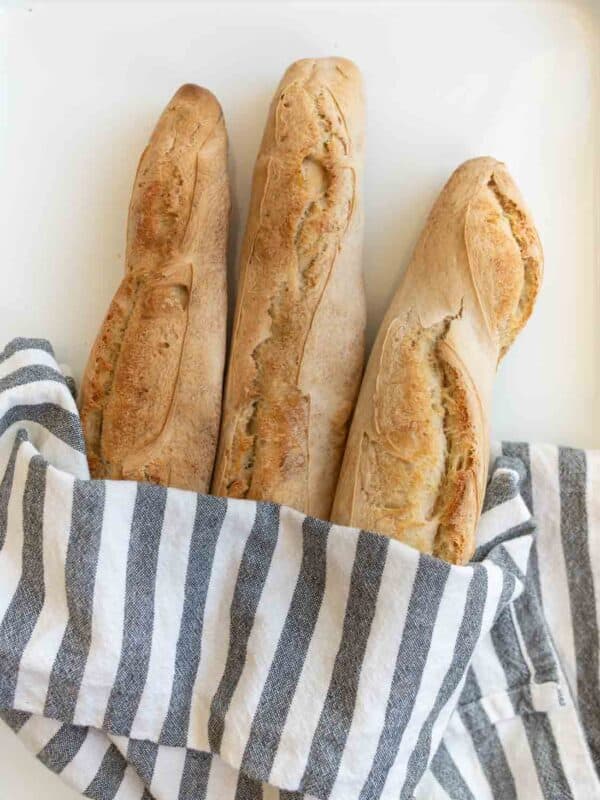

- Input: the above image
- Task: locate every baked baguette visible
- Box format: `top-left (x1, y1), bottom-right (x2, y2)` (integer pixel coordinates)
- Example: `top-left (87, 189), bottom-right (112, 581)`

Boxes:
top-left (331, 157), bottom-right (542, 563)
top-left (211, 57), bottom-right (366, 518)
top-left (79, 84), bottom-right (229, 492)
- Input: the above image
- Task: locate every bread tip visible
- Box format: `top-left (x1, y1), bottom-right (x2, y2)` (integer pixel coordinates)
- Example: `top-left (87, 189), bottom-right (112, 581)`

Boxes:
top-left (453, 155), bottom-right (502, 175)
top-left (171, 83), bottom-right (223, 113)
top-left (284, 56), bottom-right (362, 81)
top-left (174, 82), bottom-right (207, 99)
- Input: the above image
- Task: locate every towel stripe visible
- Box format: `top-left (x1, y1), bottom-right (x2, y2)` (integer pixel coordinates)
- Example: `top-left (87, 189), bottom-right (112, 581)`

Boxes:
top-left (585, 448), bottom-right (600, 781)
top-left (484, 447), bottom-right (570, 798)
top-left (481, 465), bottom-right (522, 512)
top-left (103, 484), bottom-right (168, 733)
top-left (458, 670), bottom-right (516, 799)
top-left (490, 603), bottom-right (570, 798)
top-left (129, 489), bottom-right (198, 742)
top-left (235, 772), bottom-right (263, 800)
top-left (0, 431), bottom-right (27, 548)
top-left (301, 531), bottom-right (389, 798)
top-left (85, 743), bottom-right (128, 800)
top-left (0, 350), bottom-right (61, 387)
top-left (359, 557), bottom-right (451, 800)
top-left (219, 504), bottom-right (306, 767)
top-left (400, 568), bottom-right (489, 798)
top-left (12, 467), bottom-right (74, 713)
top-left (0, 404), bottom-right (84, 451)
top-left (430, 741), bottom-right (476, 800)
top-left (44, 479), bottom-right (105, 720)
top-left (520, 713), bottom-right (571, 798)
top-left (382, 565), bottom-right (478, 797)
top-left (113, 764), bottom-right (147, 799)
top-left (208, 503), bottom-right (280, 752)
top-left (0, 456), bottom-right (47, 707)
top-left (436, 713), bottom-right (496, 800)
top-left (559, 447), bottom-right (600, 770)
top-left (37, 723), bottom-right (88, 773)
top-left (1, 338), bottom-right (54, 360)
top-left (60, 728), bottom-right (113, 793)
top-left (0, 364), bottom-right (71, 396)
top-left (0, 440), bottom-right (30, 625)
top-left (329, 538), bottom-right (421, 800)
top-left (127, 739), bottom-right (158, 787)
top-left (268, 523), bottom-right (360, 790)
top-left (241, 516), bottom-right (329, 778)
top-left (178, 749), bottom-right (212, 800)
top-left (502, 444), bottom-right (532, 513)
top-left (0, 708), bottom-right (30, 732)
top-left (187, 499), bottom-right (257, 751)
top-left (161, 495), bottom-right (228, 747)
top-left (73, 480), bottom-right (134, 725)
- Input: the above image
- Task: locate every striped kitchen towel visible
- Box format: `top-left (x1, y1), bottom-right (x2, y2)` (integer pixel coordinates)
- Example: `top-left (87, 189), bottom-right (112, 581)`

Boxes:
top-left (0, 338), bottom-right (597, 800)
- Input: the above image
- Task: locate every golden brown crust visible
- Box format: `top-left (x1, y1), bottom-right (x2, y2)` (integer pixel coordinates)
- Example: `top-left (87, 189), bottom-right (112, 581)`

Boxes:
top-left (332, 157), bottom-right (543, 563)
top-left (79, 84), bottom-right (230, 492)
top-left (211, 57), bottom-right (366, 519)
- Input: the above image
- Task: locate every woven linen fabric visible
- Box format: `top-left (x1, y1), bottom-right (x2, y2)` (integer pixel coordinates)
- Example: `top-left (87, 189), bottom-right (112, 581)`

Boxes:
top-left (0, 339), bottom-right (596, 800)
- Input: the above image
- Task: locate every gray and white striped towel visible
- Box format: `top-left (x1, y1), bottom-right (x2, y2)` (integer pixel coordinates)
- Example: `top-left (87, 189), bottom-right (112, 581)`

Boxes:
top-left (0, 339), bottom-right (598, 799)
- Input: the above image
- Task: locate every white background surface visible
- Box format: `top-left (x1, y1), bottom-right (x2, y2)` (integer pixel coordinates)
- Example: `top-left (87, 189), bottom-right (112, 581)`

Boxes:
top-left (0, 1), bottom-right (598, 797)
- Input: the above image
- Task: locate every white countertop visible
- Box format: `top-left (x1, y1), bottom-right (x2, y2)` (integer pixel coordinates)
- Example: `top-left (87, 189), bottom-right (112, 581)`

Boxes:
top-left (0, 1), bottom-right (598, 797)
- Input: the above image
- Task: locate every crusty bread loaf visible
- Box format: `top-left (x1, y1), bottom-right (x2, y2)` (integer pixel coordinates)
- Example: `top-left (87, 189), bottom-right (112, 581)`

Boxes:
top-left (79, 84), bottom-right (229, 492)
top-left (331, 157), bottom-right (543, 563)
top-left (211, 57), bottom-right (366, 519)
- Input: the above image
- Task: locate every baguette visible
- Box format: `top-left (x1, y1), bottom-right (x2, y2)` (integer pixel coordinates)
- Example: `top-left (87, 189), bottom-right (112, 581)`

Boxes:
top-left (331, 157), bottom-right (542, 563)
top-left (79, 84), bottom-right (229, 492)
top-left (212, 57), bottom-right (366, 518)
